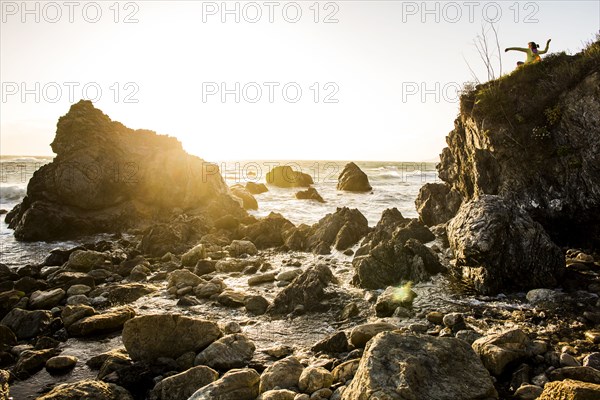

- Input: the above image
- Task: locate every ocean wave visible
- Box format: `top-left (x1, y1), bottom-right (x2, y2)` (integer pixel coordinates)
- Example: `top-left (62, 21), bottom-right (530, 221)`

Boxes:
top-left (0, 185), bottom-right (27, 202)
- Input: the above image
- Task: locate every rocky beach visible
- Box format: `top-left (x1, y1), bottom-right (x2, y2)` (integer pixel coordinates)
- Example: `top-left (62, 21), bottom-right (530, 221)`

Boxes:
top-left (1, 40), bottom-right (600, 400)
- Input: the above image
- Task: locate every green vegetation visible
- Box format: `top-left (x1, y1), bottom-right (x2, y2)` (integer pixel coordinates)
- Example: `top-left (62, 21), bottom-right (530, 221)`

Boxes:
top-left (461, 37), bottom-right (600, 142)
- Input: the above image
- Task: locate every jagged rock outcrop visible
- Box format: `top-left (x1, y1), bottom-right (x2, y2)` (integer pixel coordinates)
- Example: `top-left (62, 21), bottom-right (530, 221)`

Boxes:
top-left (295, 187), bottom-right (325, 203)
top-left (418, 47), bottom-right (600, 248)
top-left (230, 185), bottom-right (259, 210)
top-left (5, 100), bottom-right (242, 241)
top-left (266, 166), bottom-right (313, 188)
top-left (337, 162), bottom-right (372, 192)
top-left (448, 195), bottom-right (564, 294)
top-left (415, 183), bottom-right (462, 226)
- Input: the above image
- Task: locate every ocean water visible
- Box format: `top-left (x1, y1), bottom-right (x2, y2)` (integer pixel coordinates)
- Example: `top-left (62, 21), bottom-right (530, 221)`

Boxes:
top-left (0, 157), bottom-right (440, 267)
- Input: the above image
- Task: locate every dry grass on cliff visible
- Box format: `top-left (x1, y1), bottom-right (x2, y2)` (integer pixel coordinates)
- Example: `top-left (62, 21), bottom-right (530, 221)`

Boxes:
top-left (461, 37), bottom-right (600, 140)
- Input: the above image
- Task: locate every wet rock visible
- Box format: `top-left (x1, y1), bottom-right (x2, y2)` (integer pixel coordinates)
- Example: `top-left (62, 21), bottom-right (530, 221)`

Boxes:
top-left (311, 332), bottom-right (349, 354)
top-left (66, 284), bottom-right (92, 296)
top-left (14, 348), bottom-right (60, 378)
top-left (514, 384), bottom-right (543, 400)
top-left (0, 325), bottom-right (17, 349)
top-left (415, 183), bottom-right (463, 226)
top-left (245, 295), bottom-right (270, 315)
top-left (122, 314), bottom-right (221, 363)
top-left (67, 294), bottom-right (91, 306)
top-left (472, 328), bottom-right (532, 376)
top-left (47, 271), bottom-right (95, 291)
top-left (299, 366), bottom-right (333, 394)
top-left (149, 365), bottom-right (219, 400)
top-left (46, 355), bottom-right (78, 373)
top-left (248, 273), bottom-right (276, 286)
top-left (538, 378), bottom-right (600, 400)
top-left (231, 185), bottom-right (259, 210)
top-left (1, 308), bottom-right (51, 339)
top-left (296, 187), bottom-right (325, 203)
top-left (349, 322), bottom-right (396, 348)
top-left (352, 237), bottom-right (442, 290)
top-left (267, 166), bottom-right (313, 188)
top-left (242, 212), bottom-right (296, 249)
top-left (260, 356), bottom-right (304, 393)
top-left (87, 348), bottom-right (130, 370)
top-left (447, 195), bottom-right (564, 294)
top-left (188, 368), bottom-right (260, 400)
top-left (455, 329), bottom-right (483, 345)
top-left (0, 263), bottom-right (18, 282)
top-left (194, 260), bottom-right (217, 276)
top-left (36, 379), bottom-right (133, 400)
top-left (268, 265), bottom-right (334, 316)
top-left (65, 250), bottom-right (107, 272)
top-left (67, 306), bottom-right (135, 336)
top-left (526, 288), bottom-right (566, 307)
top-left (548, 366), bottom-right (600, 384)
top-left (583, 353), bottom-right (600, 370)
top-left (104, 283), bottom-right (155, 305)
top-left (28, 288), bottom-right (66, 310)
top-left (195, 281), bottom-right (225, 298)
top-left (195, 334), bottom-right (255, 370)
top-left (337, 162), bottom-right (371, 192)
top-left (343, 332), bottom-right (497, 400)
top-left (246, 182), bottom-right (268, 195)
top-left (61, 304), bottom-right (96, 328)
top-left (374, 285), bottom-right (417, 317)
top-left (561, 353), bottom-right (582, 367)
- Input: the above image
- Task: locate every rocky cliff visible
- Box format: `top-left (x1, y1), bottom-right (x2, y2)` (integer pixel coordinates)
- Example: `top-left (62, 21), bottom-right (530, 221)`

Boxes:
top-left (418, 40), bottom-right (600, 248)
top-left (6, 100), bottom-right (243, 240)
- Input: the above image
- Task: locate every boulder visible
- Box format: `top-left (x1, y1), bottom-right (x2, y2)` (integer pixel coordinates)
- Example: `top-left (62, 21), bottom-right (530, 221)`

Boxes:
top-left (548, 367), bottom-right (600, 384)
top-left (122, 314), bottom-right (221, 363)
top-left (352, 238), bottom-right (442, 289)
top-left (348, 322), bottom-right (397, 348)
top-left (188, 368), bottom-right (260, 400)
top-left (538, 379), bottom-right (600, 400)
top-left (46, 355), bottom-right (78, 372)
top-left (241, 212), bottom-right (296, 249)
top-left (181, 244), bottom-right (207, 267)
top-left (268, 265), bottom-right (334, 315)
top-left (259, 356), bottom-right (304, 393)
top-left (337, 162), bottom-right (372, 192)
top-left (8, 100), bottom-right (240, 241)
top-left (266, 166), bottom-right (313, 188)
top-left (149, 365), bottom-right (219, 400)
top-left (304, 207), bottom-right (370, 253)
top-left (14, 348), bottom-right (60, 378)
top-left (244, 295), bottom-right (269, 315)
top-left (104, 283), bottom-right (155, 304)
top-left (245, 182), bottom-right (268, 195)
top-left (257, 389), bottom-right (297, 400)
top-left (295, 187), bottom-right (325, 203)
top-left (311, 331), bottom-right (349, 354)
top-left (415, 183), bottom-right (463, 226)
top-left (472, 329), bottom-right (532, 376)
top-left (1, 308), bottom-right (51, 339)
top-left (167, 269), bottom-right (203, 288)
top-left (61, 304), bottom-right (96, 328)
top-left (227, 240), bottom-right (258, 257)
top-left (374, 284), bottom-right (417, 317)
top-left (35, 380), bottom-right (133, 400)
top-left (231, 185), bottom-right (259, 210)
top-left (448, 195), bottom-right (564, 294)
top-left (67, 306), bottom-right (135, 336)
top-left (342, 332), bottom-right (497, 400)
top-left (194, 334), bottom-right (256, 370)
top-left (65, 250), bottom-right (107, 272)
top-left (137, 216), bottom-right (211, 258)
top-left (0, 325), bottom-right (17, 349)
top-left (298, 366), bottom-right (334, 394)
top-left (28, 288), bottom-right (66, 309)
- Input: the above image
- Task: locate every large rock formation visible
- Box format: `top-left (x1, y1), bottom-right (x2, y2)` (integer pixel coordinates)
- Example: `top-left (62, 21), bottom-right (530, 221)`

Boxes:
top-left (266, 166), bottom-right (313, 188)
top-left (6, 100), bottom-right (242, 241)
top-left (342, 332), bottom-right (498, 399)
top-left (417, 44), bottom-right (600, 248)
top-left (337, 162), bottom-right (372, 192)
top-left (447, 195), bottom-right (564, 294)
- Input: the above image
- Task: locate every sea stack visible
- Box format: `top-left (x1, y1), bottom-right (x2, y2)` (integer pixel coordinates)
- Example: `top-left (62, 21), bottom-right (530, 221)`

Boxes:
top-left (337, 162), bottom-right (372, 192)
top-left (5, 100), bottom-right (242, 241)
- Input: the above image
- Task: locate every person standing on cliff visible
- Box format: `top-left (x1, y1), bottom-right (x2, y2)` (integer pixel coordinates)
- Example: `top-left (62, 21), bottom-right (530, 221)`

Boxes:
top-left (505, 39), bottom-right (551, 67)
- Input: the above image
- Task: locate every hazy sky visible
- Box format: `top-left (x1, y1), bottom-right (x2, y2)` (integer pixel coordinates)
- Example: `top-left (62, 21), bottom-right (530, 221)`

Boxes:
top-left (1, 1), bottom-right (598, 161)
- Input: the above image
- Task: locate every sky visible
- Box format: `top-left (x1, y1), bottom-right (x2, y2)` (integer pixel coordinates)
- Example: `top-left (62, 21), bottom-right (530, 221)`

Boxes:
top-left (1, 1), bottom-right (599, 162)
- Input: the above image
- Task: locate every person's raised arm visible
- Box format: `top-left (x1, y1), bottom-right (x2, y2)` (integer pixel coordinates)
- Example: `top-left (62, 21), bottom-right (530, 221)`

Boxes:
top-left (505, 47), bottom-right (528, 53)
top-left (538, 39), bottom-right (551, 55)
